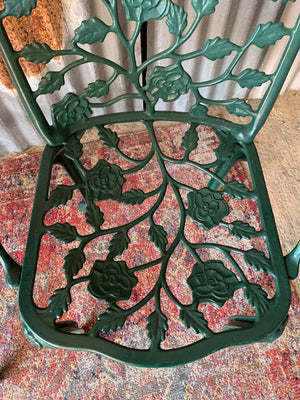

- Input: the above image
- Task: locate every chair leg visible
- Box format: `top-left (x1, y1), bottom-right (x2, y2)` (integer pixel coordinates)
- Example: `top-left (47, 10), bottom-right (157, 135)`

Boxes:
top-left (53, 145), bottom-right (86, 198)
top-left (0, 243), bottom-right (21, 289)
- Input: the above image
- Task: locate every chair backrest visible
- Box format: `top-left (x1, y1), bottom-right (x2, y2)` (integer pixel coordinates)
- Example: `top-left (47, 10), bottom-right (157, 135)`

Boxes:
top-left (0, 0), bottom-right (299, 146)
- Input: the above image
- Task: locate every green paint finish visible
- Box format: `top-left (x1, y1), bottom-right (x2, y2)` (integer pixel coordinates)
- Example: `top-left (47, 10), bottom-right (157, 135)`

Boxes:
top-left (16, 130), bottom-right (292, 366)
top-left (122, 0), bottom-right (170, 23)
top-left (88, 260), bottom-right (138, 303)
top-left (187, 260), bottom-right (241, 307)
top-left (0, 0), bottom-right (299, 366)
top-left (0, 0), bottom-right (298, 143)
top-left (146, 63), bottom-right (191, 102)
top-left (1, 0), bottom-right (37, 19)
top-left (187, 188), bottom-right (229, 230)
top-left (51, 94), bottom-right (92, 128)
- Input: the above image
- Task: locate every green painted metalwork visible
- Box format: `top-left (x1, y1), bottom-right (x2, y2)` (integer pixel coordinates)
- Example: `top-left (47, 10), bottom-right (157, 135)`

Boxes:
top-left (0, 0), bottom-right (299, 367)
top-left (1, 0), bottom-right (299, 145)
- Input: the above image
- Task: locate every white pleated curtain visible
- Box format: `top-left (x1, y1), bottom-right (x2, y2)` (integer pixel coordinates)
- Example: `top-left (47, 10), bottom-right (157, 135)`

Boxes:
top-left (0, 0), bottom-right (299, 156)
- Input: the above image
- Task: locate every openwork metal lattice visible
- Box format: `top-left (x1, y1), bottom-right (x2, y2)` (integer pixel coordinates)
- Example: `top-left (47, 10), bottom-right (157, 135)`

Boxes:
top-left (0, 0), bottom-right (299, 367)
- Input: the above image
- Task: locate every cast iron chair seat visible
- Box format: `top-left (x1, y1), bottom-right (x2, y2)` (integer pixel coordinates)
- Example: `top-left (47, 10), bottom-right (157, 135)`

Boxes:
top-left (0, 0), bottom-right (299, 367)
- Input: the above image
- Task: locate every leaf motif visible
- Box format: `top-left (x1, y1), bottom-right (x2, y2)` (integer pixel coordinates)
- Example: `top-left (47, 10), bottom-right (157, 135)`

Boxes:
top-left (215, 127), bottom-right (231, 140)
top-left (64, 135), bottom-right (83, 160)
top-left (47, 185), bottom-right (74, 209)
top-left (244, 284), bottom-right (269, 314)
top-left (82, 79), bottom-right (109, 98)
top-left (63, 247), bottom-right (86, 280)
top-left (215, 131), bottom-right (237, 160)
top-left (228, 221), bottom-right (258, 240)
top-left (35, 71), bottom-right (65, 96)
top-left (166, 2), bottom-right (187, 36)
top-left (189, 104), bottom-right (208, 117)
top-left (85, 201), bottom-right (104, 229)
top-left (121, 189), bottom-right (146, 205)
top-left (47, 288), bottom-right (71, 320)
top-left (244, 249), bottom-right (271, 274)
top-left (179, 307), bottom-right (211, 336)
top-left (108, 231), bottom-right (130, 259)
top-left (20, 42), bottom-right (54, 64)
top-left (147, 310), bottom-right (168, 345)
top-left (226, 99), bottom-right (254, 117)
top-left (1, 0), bottom-right (36, 18)
top-left (90, 308), bottom-right (127, 336)
top-left (223, 181), bottom-right (251, 199)
top-left (201, 37), bottom-right (239, 60)
top-left (149, 223), bottom-right (168, 253)
top-left (232, 68), bottom-right (270, 89)
top-left (72, 17), bottom-right (111, 45)
top-left (252, 22), bottom-right (290, 49)
top-left (191, 0), bottom-right (218, 16)
top-left (182, 124), bottom-right (198, 154)
top-left (48, 222), bottom-right (78, 243)
top-left (97, 127), bottom-right (119, 149)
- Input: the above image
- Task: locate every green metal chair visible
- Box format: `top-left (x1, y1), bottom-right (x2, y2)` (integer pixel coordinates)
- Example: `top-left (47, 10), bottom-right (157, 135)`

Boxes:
top-left (0, 0), bottom-right (299, 367)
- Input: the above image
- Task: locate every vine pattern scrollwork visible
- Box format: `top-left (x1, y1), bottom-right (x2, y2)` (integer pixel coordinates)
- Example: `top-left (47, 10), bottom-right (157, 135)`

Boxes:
top-left (0, 0), bottom-right (287, 350)
top-left (1, 0), bottom-right (293, 125)
top-left (36, 119), bottom-right (273, 348)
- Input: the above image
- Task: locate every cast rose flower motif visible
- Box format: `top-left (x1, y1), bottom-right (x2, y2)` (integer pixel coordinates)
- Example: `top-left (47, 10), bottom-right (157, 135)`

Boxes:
top-left (121, 0), bottom-right (169, 23)
top-left (187, 261), bottom-right (240, 307)
top-left (51, 93), bottom-right (92, 128)
top-left (187, 188), bottom-right (229, 230)
top-left (88, 260), bottom-right (138, 303)
top-left (146, 64), bottom-right (190, 102)
top-left (86, 159), bottom-right (125, 201)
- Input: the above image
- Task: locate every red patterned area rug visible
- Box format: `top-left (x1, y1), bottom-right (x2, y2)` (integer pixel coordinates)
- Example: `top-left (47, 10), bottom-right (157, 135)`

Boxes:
top-left (0, 124), bottom-right (299, 399)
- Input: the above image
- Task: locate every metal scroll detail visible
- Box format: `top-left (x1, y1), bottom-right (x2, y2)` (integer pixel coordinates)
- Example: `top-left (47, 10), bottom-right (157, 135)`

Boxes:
top-left (1, 0), bottom-right (293, 130)
top-left (0, 0), bottom-right (290, 354)
top-left (36, 121), bottom-right (274, 348)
